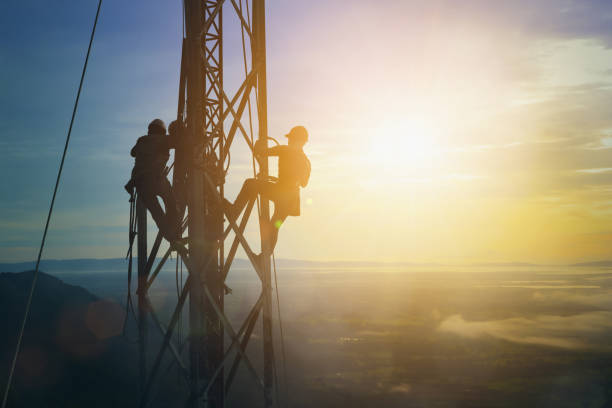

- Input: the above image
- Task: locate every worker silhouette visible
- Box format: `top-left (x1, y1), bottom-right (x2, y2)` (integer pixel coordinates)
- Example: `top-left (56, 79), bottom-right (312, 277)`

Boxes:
top-left (125, 119), bottom-right (180, 242)
top-left (226, 126), bottom-right (311, 259)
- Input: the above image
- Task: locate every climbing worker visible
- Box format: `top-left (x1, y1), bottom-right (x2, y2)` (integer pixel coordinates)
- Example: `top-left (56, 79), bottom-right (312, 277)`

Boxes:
top-left (125, 118), bottom-right (180, 242)
top-left (225, 125), bottom-right (311, 259)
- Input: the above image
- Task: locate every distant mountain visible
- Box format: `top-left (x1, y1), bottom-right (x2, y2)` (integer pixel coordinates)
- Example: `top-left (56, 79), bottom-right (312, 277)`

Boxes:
top-left (0, 258), bottom-right (130, 273)
top-left (0, 271), bottom-right (140, 407)
top-left (1, 258), bottom-right (610, 276)
top-left (468, 262), bottom-right (540, 267)
top-left (0, 258), bottom-right (444, 273)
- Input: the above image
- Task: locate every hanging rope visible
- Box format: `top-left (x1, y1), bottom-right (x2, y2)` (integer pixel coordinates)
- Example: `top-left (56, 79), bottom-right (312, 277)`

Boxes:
top-left (273, 253), bottom-right (289, 407)
top-left (122, 191), bottom-right (138, 335)
top-left (1, 2), bottom-right (102, 406)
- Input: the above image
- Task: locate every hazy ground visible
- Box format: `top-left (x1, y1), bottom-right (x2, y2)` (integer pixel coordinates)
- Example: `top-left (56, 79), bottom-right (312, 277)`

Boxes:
top-left (47, 263), bottom-right (612, 407)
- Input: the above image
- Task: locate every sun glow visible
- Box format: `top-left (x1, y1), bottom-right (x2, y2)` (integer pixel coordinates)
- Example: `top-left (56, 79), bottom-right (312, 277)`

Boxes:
top-left (364, 116), bottom-right (444, 178)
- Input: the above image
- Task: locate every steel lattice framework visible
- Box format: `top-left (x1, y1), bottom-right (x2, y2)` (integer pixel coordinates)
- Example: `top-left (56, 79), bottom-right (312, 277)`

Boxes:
top-left (132, 1), bottom-right (277, 407)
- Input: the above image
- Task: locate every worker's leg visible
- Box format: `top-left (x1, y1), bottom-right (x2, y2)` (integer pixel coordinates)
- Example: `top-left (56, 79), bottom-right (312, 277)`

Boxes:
top-left (255, 183), bottom-right (287, 256)
top-left (230, 178), bottom-right (260, 217)
top-left (157, 177), bottom-right (180, 241)
top-left (268, 209), bottom-right (288, 255)
top-left (137, 181), bottom-right (166, 236)
top-left (251, 210), bottom-right (287, 268)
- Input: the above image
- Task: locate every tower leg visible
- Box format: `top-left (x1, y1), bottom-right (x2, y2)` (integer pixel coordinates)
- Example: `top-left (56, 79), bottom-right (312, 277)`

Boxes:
top-left (252, 1), bottom-right (274, 406)
top-left (185, 0), bottom-right (204, 404)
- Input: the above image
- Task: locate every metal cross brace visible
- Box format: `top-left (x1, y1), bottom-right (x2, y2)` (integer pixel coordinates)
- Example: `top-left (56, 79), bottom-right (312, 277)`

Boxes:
top-left (138, 240), bottom-right (218, 406)
top-left (221, 76), bottom-right (257, 162)
top-left (190, 293), bottom-right (265, 405)
top-left (224, 291), bottom-right (262, 393)
top-left (202, 287), bottom-right (264, 394)
top-left (199, 1), bottom-right (225, 38)
top-left (139, 275), bottom-right (192, 408)
top-left (222, 198), bottom-right (256, 281)
top-left (204, 174), bottom-right (264, 281)
top-left (144, 296), bottom-right (191, 381)
top-left (229, 0), bottom-right (253, 39)
top-left (221, 88), bottom-right (256, 158)
top-left (142, 216), bottom-right (189, 291)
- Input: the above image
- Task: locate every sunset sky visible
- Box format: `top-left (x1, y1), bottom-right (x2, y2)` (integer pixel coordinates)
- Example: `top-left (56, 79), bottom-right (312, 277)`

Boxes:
top-left (2, 0), bottom-right (612, 263)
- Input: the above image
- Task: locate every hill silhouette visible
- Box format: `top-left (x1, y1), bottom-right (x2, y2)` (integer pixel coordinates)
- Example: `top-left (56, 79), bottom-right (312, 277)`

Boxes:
top-left (0, 271), bottom-right (138, 407)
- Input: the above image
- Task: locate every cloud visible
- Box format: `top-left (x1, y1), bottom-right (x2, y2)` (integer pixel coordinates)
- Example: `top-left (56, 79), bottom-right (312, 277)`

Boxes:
top-left (389, 383), bottom-right (412, 394)
top-left (437, 311), bottom-right (612, 350)
top-left (576, 168), bottom-right (612, 174)
top-left (437, 0), bottom-right (612, 46)
top-left (532, 290), bottom-right (612, 309)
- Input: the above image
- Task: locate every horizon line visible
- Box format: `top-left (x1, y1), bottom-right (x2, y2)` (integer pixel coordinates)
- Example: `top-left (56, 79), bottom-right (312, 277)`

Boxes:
top-left (1, 257), bottom-right (611, 268)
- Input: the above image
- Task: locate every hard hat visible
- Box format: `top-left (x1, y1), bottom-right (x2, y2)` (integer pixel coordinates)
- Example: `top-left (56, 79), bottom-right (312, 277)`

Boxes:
top-left (168, 119), bottom-right (185, 135)
top-left (148, 118), bottom-right (166, 134)
top-left (285, 126), bottom-right (308, 143)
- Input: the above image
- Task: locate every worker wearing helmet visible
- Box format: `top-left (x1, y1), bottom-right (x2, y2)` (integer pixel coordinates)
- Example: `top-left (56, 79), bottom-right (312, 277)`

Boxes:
top-left (226, 125), bottom-right (311, 257)
top-left (125, 118), bottom-right (181, 242)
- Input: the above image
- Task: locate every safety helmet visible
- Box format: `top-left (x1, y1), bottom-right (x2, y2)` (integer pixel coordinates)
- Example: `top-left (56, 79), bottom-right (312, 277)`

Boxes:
top-left (285, 126), bottom-right (308, 144)
top-left (148, 118), bottom-right (166, 134)
top-left (168, 119), bottom-right (185, 135)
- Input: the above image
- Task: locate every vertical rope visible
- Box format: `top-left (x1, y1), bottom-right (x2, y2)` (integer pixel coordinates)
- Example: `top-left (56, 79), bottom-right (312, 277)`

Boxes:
top-left (272, 253), bottom-right (289, 407)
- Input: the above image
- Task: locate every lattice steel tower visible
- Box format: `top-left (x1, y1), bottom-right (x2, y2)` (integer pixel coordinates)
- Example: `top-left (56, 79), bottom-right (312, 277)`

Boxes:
top-left (132, 1), bottom-right (279, 407)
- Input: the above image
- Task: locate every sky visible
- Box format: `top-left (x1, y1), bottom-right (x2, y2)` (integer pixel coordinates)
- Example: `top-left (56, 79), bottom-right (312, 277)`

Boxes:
top-left (1, 0), bottom-right (612, 264)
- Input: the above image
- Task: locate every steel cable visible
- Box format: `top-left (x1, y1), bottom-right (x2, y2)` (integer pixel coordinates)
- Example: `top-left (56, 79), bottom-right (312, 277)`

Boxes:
top-left (1, 1), bottom-right (102, 406)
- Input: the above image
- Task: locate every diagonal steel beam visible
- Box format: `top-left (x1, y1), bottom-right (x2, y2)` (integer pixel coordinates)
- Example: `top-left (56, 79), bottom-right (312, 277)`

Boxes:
top-left (200, 69), bottom-right (255, 163)
top-left (199, 0), bottom-right (225, 38)
top-left (220, 76), bottom-right (257, 160)
top-left (204, 174), bottom-right (263, 281)
top-left (139, 275), bottom-right (192, 408)
top-left (145, 232), bottom-right (163, 276)
top-left (145, 296), bottom-right (190, 381)
top-left (226, 69), bottom-right (256, 116)
top-left (200, 293), bottom-right (264, 398)
top-left (230, 0), bottom-right (253, 39)
top-left (203, 287), bottom-right (264, 390)
top-left (221, 89), bottom-right (255, 161)
top-left (145, 339), bottom-right (190, 407)
top-left (225, 293), bottom-right (262, 393)
top-left (144, 247), bottom-right (171, 291)
top-left (144, 218), bottom-right (190, 291)
top-left (222, 198), bottom-right (255, 281)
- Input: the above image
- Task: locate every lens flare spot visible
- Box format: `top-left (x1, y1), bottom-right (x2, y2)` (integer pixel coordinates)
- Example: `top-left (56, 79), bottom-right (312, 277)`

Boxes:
top-left (274, 220), bottom-right (283, 229)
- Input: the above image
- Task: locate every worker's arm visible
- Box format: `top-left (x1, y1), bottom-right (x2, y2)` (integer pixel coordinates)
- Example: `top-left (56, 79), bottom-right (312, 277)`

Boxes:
top-left (130, 138), bottom-right (142, 157)
top-left (300, 157), bottom-right (311, 187)
top-left (254, 139), bottom-right (283, 157)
